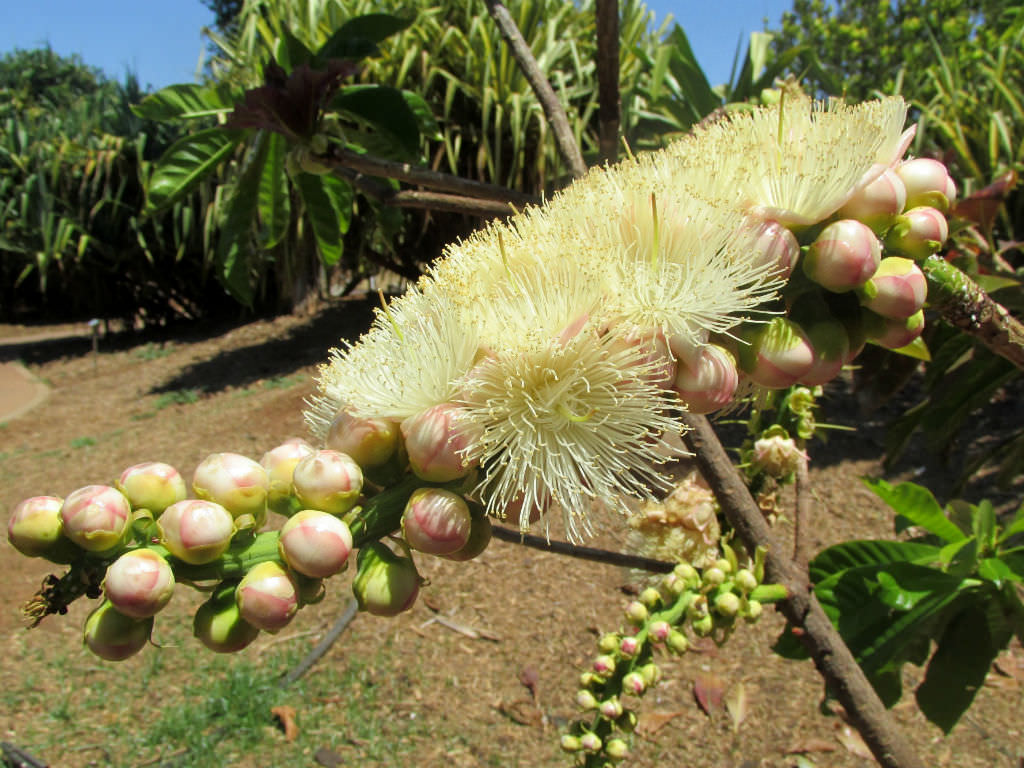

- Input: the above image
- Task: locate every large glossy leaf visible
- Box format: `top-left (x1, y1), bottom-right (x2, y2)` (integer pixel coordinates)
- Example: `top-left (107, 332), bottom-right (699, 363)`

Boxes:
top-left (147, 129), bottom-right (244, 212)
top-left (808, 539), bottom-right (940, 585)
top-left (331, 85), bottom-right (421, 156)
top-left (314, 13), bottom-right (413, 66)
top-left (863, 479), bottom-right (966, 543)
top-left (258, 132), bottom-right (290, 248)
top-left (294, 173), bottom-right (352, 267)
top-left (663, 25), bottom-right (720, 124)
top-left (215, 137), bottom-right (268, 305)
top-left (131, 83), bottom-right (236, 122)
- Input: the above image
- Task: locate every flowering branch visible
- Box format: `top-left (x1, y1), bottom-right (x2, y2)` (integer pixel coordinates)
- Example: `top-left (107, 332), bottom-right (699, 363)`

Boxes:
top-left (680, 412), bottom-right (925, 768)
top-left (482, 0), bottom-right (588, 179)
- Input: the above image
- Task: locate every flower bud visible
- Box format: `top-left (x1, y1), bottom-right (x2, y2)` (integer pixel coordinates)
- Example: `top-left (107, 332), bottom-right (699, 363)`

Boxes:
top-left (745, 599), bottom-right (764, 622)
top-left (236, 561), bottom-right (299, 632)
top-left (667, 630), bottom-right (689, 654)
top-left (352, 542), bottom-right (420, 616)
top-left (672, 344), bottom-right (739, 414)
top-left (580, 671), bottom-right (601, 688)
top-left (599, 697), bottom-right (624, 719)
top-left (401, 404), bottom-right (480, 482)
top-left (648, 620), bottom-right (671, 643)
top-left (279, 509), bottom-right (353, 578)
top-left (402, 488), bottom-right (472, 556)
top-left (735, 569), bottom-right (758, 594)
top-left (441, 513), bottom-right (492, 561)
top-left (194, 594), bottom-right (260, 653)
top-left (624, 601), bottom-right (648, 626)
top-left (598, 632), bottom-right (620, 654)
top-left (605, 738), bottom-right (630, 761)
top-left (260, 438), bottom-right (315, 516)
top-left (593, 654), bottom-right (617, 677)
top-left (158, 499), bottom-right (234, 565)
top-left (838, 168), bottom-right (907, 233)
top-left (896, 157), bottom-right (957, 211)
top-left (61, 485), bottom-right (131, 552)
top-left (858, 257), bottom-right (927, 319)
top-left (692, 613), bottom-right (714, 636)
top-left (621, 671), bottom-right (646, 695)
top-left (862, 308), bottom-right (925, 350)
top-left (639, 587), bottom-right (662, 609)
top-left (104, 549), bottom-right (175, 618)
top-left (803, 219), bottom-right (881, 292)
top-left (83, 600), bottom-right (152, 661)
top-left (292, 450), bottom-right (363, 516)
top-left (713, 557), bottom-right (733, 575)
top-left (885, 206), bottom-right (949, 260)
top-left (673, 563), bottom-right (700, 589)
top-left (736, 318), bottom-right (815, 389)
top-left (8, 496), bottom-right (64, 557)
top-left (751, 432), bottom-right (805, 479)
top-left (325, 410), bottom-right (400, 469)
top-left (640, 663), bottom-right (661, 686)
top-left (576, 689), bottom-right (599, 710)
top-left (579, 732), bottom-right (602, 754)
top-left (687, 594), bottom-right (709, 620)
top-left (619, 635), bottom-right (640, 658)
top-left (750, 219), bottom-right (800, 278)
top-left (116, 462), bottom-right (187, 516)
top-left (192, 453), bottom-right (269, 524)
top-left (702, 566), bottom-right (726, 588)
top-left (714, 592), bottom-right (742, 618)
top-left (560, 735), bottom-right (582, 753)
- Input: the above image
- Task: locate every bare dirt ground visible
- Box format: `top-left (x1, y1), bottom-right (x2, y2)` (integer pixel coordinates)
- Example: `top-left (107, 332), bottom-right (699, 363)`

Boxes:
top-left (1, 301), bottom-right (1022, 768)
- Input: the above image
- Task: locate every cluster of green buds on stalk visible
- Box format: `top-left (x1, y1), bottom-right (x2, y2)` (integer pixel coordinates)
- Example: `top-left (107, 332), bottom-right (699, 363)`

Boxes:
top-left (9, 405), bottom-right (495, 661)
top-left (560, 544), bottom-right (786, 766)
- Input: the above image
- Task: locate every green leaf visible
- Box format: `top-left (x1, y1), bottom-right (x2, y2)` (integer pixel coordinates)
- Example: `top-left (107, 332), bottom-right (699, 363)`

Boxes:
top-left (978, 557), bottom-right (1019, 586)
top-left (147, 129), bottom-right (244, 212)
top-left (808, 539), bottom-right (940, 585)
top-left (257, 132), bottom-right (290, 249)
top-left (975, 274), bottom-right (1020, 293)
top-left (275, 27), bottom-right (314, 71)
top-left (863, 479), bottom-right (966, 543)
top-left (336, 13), bottom-right (414, 45)
top-left (131, 83), bottom-right (236, 122)
top-left (294, 173), bottom-right (352, 267)
top-left (664, 25), bottom-right (720, 121)
top-left (885, 335), bottom-right (931, 362)
top-left (998, 501), bottom-right (1024, 543)
top-left (215, 137), bottom-right (269, 306)
top-left (331, 85), bottom-right (422, 157)
top-left (974, 500), bottom-right (997, 555)
top-left (400, 90), bottom-right (441, 142)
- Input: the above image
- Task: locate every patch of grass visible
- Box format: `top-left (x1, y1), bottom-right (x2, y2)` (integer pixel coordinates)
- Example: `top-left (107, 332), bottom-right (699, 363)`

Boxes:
top-left (70, 435), bottom-right (96, 449)
top-left (261, 374), bottom-right (305, 390)
top-left (155, 389), bottom-right (202, 409)
top-left (134, 342), bottom-right (175, 361)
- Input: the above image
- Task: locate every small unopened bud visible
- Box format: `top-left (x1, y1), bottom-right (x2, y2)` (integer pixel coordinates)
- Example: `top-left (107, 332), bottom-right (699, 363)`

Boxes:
top-left (750, 220), bottom-right (800, 278)
top-left (279, 509), bottom-right (353, 578)
top-left (599, 697), bottom-right (624, 719)
top-left (61, 485), bottom-right (131, 552)
top-left (624, 601), bottom-right (648, 626)
top-left (714, 592), bottom-right (742, 618)
top-left (236, 561), bottom-right (299, 632)
top-left (592, 654), bottom-right (617, 677)
top-left (598, 632), bottom-right (621, 654)
top-left (667, 630), bottom-right (689, 654)
top-left (83, 600), bottom-right (152, 661)
top-left (352, 542), bottom-right (420, 616)
top-left (639, 663), bottom-right (661, 686)
top-left (662, 572), bottom-right (686, 597)
top-left (325, 410), bottom-right (400, 469)
top-left (639, 587), bottom-right (662, 609)
top-left (117, 462), bottom-right (187, 516)
top-left (648, 620), bottom-right (671, 643)
top-left (736, 318), bottom-right (815, 389)
top-left (579, 732), bottom-right (602, 754)
top-left (745, 600), bottom-right (764, 623)
top-left (560, 735), bottom-right (582, 753)
top-left (605, 738), bottom-right (630, 761)
top-left (702, 566), bottom-right (726, 588)
top-left (576, 689), bottom-right (599, 710)
top-left (580, 671), bottom-right (600, 688)
top-left (672, 344), bottom-right (739, 414)
top-left (839, 168), bottom-right (907, 232)
top-left (735, 569), bottom-right (758, 594)
top-left (862, 308), bottom-right (925, 350)
top-left (104, 549), bottom-right (175, 618)
top-left (896, 157), bottom-right (957, 212)
top-left (687, 594), bottom-right (709, 620)
top-left (402, 488), bottom-right (472, 556)
top-left (8, 496), bottom-right (64, 557)
top-left (859, 257), bottom-right (927, 319)
top-left (619, 635), bottom-right (640, 658)
top-left (192, 453), bottom-right (269, 523)
top-left (713, 558), bottom-right (733, 575)
top-left (194, 594), bottom-right (260, 653)
top-left (885, 206), bottom-right (949, 260)
top-left (401, 404), bottom-right (480, 482)
top-left (751, 432), bottom-right (805, 479)
top-left (803, 219), bottom-right (881, 292)
top-left (673, 563), bottom-right (700, 589)
top-left (621, 671), bottom-right (646, 695)
top-left (159, 499), bottom-right (235, 564)
top-left (260, 438), bottom-right (315, 515)
top-left (692, 613), bottom-right (714, 636)
top-left (292, 450), bottom-right (363, 516)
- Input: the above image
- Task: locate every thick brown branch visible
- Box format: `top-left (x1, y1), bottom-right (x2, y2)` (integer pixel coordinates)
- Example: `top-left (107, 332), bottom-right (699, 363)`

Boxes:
top-left (482, 0), bottom-right (588, 179)
top-left (923, 256), bottom-right (1024, 370)
top-left (680, 413), bottom-right (925, 768)
top-left (595, 0), bottom-right (621, 164)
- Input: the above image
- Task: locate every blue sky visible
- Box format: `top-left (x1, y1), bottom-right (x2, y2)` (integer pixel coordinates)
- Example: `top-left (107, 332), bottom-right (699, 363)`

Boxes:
top-left (1, 0), bottom-right (794, 91)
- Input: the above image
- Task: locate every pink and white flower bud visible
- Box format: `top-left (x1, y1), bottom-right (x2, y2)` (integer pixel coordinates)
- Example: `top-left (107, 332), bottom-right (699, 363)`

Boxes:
top-left (672, 344), bottom-right (738, 413)
top-left (292, 450), bottom-right (363, 515)
top-left (737, 319), bottom-right (815, 389)
top-left (608, 329), bottom-right (677, 390)
top-left (352, 542), bottom-right (420, 616)
top-left (859, 257), bottom-right (927, 319)
top-left (752, 433), bottom-right (805, 479)
top-left (236, 561), bottom-right (299, 632)
top-left (593, 654), bottom-right (617, 677)
top-left (402, 488), bottom-right (472, 556)
top-left (116, 462), bottom-right (187, 516)
top-left (599, 697), bottom-right (624, 719)
top-left (606, 738), bottom-right (630, 760)
top-left (325, 410), bottom-right (400, 469)
top-left (401, 404), bottom-right (481, 482)
top-left (192, 452), bottom-right (269, 523)
top-left (83, 600), bottom-right (153, 661)
top-left (885, 206), bottom-right (949, 260)
top-left (441, 514), bottom-right (493, 561)
top-left (61, 485), bottom-right (131, 552)
top-left (863, 309), bottom-right (926, 350)
top-left (803, 219), bottom-right (881, 292)
top-left (619, 635), bottom-right (640, 658)
top-left (193, 596), bottom-right (260, 653)
top-left (795, 317), bottom-right (849, 386)
top-left (104, 549), bottom-right (175, 618)
top-left (579, 732), bottom-right (603, 754)
top-left (896, 158), bottom-right (957, 212)
top-left (279, 509), bottom-right (353, 578)
top-left (649, 620), bottom-right (671, 643)
top-left (158, 499), bottom-right (235, 565)
top-left (622, 671), bottom-right (646, 695)
top-left (838, 169), bottom-right (907, 233)
top-left (750, 220), bottom-right (801, 278)
top-left (576, 689), bottom-right (599, 710)
top-left (8, 496), bottom-right (64, 557)
top-left (260, 438), bottom-right (315, 515)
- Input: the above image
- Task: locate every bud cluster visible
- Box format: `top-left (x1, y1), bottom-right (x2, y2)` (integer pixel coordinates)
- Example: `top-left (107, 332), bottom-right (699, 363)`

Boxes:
top-left (561, 546), bottom-right (779, 765)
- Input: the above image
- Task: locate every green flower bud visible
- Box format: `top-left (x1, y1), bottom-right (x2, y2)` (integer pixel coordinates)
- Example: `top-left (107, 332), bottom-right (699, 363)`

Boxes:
top-left (673, 563), bottom-right (700, 589)
top-left (714, 592), bottom-right (742, 618)
top-left (576, 689), bottom-right (599, 710)
top-left (593, 654), bottom-right (617, 677)
top-left (61, 485), bottom-right (131, 552)
top-left (667, 630), bottom-right (689, 654)
top-left (580, 671), bottom-right (601, 688)
top-left (326, 410), bottom-right (400, 469)
top-left (579, 732), bottom-right (602, 754)
top-left (745, 600), bottom-right (764, 623)
top-left (194, 593), bottom-right (260, 653)
top-left (158, 499), bottom-right (235, 565)
top-left (352, 542), bottom-right (420, 616)
top-left (624, 601), bottom-right (648, 626)
top-left (260, 438), bottom-right (315, 516)
top-left (702, 566), bottom-right (726, 588)
top-left (599, 632), bottom-right (621, 654)
top-left (560, 735), bottom-right (582, 753)
top-left (605, 738), bottom-right (630, 761)
top-left (84, 600), bottom-right (153, 661)
top-left (639, 586), bottom-right (662, 609)
top-left (692, 614), bottom-right (714, 636)
top-left (735, 569), bottom-right (758, 593)
top-left (8, 496), bottom-right (64, 558)
top-left (402, 488), bottom-right (472, 556)
top-left (648, 620), bottom-right (671, 643)
top-left (639, 663), bottom-right (661, 686)
top-left (117, 462), bottom-right (187, 516)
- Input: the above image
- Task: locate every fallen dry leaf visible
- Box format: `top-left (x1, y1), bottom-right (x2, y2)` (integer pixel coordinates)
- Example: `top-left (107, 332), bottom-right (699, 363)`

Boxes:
top-left (271, 705), bottom-right (299, 741)
top-left (494, 699), bottom-right (544, 727)
top-left (519, 666), bottom-right (540, 700)
top-left (724, 681), bottom-right (751, 733)
top-left (784, 738), bottom-right (837, 755)
top-left (835, 723), bottom-right (872, 759)
top-left (693, 672), bottom-right (727, 716)
top-left (314, 747), bottom-right (342, 767)
top-left (635, 709), bottom-right (686, 736)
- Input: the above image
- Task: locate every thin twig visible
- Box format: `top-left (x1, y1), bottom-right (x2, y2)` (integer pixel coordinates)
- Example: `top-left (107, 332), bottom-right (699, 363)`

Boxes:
top-left (793, 450), bottom-right (811, 569)
top-left (680, 412), bottom-right (925, 768)
top-left (595, 0), bottom-right (621, 164)
top-left (279, 598), bottom-right (359, 688)
top-left (491, 524), bottom-right (675, 572)
top-left (482, 0), bottom-right (588, 179)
